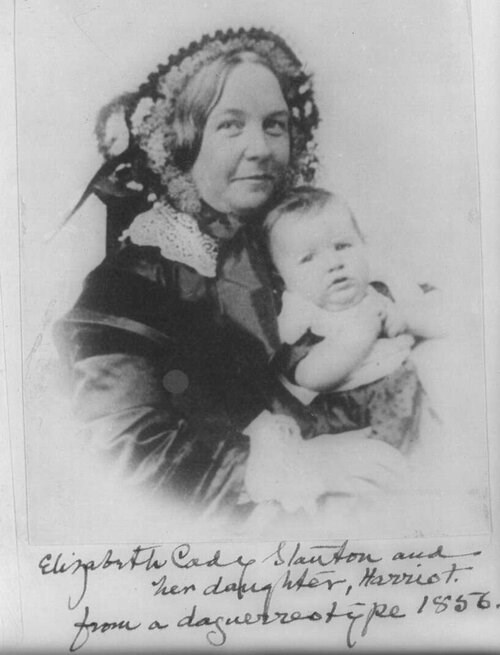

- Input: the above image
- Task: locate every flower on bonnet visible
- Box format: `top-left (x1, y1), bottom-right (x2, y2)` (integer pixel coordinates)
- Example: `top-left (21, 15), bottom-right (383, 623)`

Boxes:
top-left (101, 109), bottom-right (130, 157)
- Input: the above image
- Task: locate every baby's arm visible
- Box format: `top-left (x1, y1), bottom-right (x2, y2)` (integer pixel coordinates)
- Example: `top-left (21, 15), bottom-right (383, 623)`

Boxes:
top-left (295, 302), bottom-right (382, 392)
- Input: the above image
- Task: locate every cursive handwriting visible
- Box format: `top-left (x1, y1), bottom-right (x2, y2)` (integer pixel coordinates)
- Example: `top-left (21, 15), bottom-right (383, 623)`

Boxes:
top-left (391, 545), bottom-right (482, 560)
top-left (177, 598), bottom-right (406, 648)
top-left (35, 542), bottom-right (491, 652)
top-left (263, 541), bottom-right (382, 568)
top-left (70, 605), bottom-right (141, 652)
top-left (171, 543), bottom-right (256, 570)
top-left (39, 545), bottom-right (167, 609)
top-left (358, 563), bottom-right (474, 588)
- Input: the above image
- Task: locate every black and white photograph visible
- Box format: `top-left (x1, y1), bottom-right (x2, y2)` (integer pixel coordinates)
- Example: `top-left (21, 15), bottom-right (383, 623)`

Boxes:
top-left (1, 0), bottom-right (499, 652)
top-left (19, 0), bottom-right (490, 541)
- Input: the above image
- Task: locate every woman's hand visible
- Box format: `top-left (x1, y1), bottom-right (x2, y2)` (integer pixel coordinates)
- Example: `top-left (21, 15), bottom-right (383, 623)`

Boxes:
top-left (310, 432), bottom-right (407, 496)
top-left (244, 413), bottom-right (314, 512)
top-left (244, 412), bottom-right (407, 515)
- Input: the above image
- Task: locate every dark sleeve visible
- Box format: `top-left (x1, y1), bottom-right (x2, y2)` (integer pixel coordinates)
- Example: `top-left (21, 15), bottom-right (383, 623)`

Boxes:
top-left (54, 243), bottom-right (183, 365)
top-left (53, 244), bottom-right (250, 514)
top-left (271, 329), bottom-right (325, 384)
top-left (370, 280), bottom-right (437, 299)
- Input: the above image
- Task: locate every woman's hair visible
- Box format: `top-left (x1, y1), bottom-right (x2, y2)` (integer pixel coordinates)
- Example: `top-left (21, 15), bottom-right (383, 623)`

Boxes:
top-left (93, 28), bottom-right (320, 216)
top-left (173, 50), bottom-right (287, 171)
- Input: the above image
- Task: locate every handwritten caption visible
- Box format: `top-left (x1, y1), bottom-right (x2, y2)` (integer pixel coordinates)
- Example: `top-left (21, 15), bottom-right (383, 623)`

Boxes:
top-left (37, 540), bottom-right (496, 651)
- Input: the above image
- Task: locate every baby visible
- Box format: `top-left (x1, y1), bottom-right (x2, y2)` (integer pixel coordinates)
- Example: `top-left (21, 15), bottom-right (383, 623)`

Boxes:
top-left (263, 186), bottom-right (446, 452)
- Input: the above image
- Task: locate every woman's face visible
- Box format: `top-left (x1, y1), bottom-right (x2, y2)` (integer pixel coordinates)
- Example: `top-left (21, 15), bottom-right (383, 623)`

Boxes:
top-left (191, 62), bottom-right (290, 217)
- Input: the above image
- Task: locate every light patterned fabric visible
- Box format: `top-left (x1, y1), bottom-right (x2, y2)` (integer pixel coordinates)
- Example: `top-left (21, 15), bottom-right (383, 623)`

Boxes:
top-left (121, 203), bottom-right (219, 277)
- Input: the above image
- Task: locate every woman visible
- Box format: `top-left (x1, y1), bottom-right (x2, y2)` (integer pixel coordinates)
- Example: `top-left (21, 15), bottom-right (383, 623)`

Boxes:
top-left (55, 27), bottom-right (394, 524)
top-left (55, 28), bottom-right (322, 519)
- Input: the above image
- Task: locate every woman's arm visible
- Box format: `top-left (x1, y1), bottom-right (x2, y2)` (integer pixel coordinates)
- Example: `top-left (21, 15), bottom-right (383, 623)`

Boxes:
top-left (384, 281), bottom-right (449, 339)
top-left (77, 360), bottom-right (250, 511)
top-left (54, 245), bottom-right (251, 513)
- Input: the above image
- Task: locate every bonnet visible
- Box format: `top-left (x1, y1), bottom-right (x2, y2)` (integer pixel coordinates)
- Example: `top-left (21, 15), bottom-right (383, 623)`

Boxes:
top-left (61, 28), bottom-right (321, 258)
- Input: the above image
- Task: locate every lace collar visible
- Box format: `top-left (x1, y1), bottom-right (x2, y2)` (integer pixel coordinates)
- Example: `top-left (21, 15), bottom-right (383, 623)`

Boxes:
top-left (120, 202), bottom-right (219, 277)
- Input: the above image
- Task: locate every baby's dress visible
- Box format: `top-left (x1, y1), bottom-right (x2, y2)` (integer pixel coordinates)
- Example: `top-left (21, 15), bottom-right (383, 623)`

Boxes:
top-left (274, 284), bottom-right (425, 453)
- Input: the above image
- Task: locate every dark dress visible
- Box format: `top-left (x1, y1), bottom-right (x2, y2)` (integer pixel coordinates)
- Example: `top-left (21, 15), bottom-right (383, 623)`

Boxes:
top-left (54, 219), bottom-right (311, 518)
top-left (55, 200), bottom-right (428, 517)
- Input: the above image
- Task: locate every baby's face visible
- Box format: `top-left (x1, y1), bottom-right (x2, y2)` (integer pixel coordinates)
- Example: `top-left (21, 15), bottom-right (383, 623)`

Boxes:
top-left (270, 203), bottom-right (370, 311)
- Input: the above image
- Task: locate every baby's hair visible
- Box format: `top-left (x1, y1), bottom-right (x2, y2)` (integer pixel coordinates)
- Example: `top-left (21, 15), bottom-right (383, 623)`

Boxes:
top-left (264, 186), bottom-right (364, 244)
